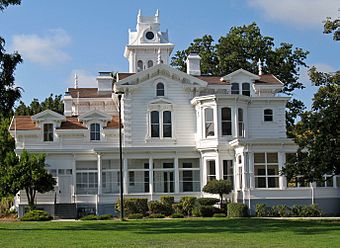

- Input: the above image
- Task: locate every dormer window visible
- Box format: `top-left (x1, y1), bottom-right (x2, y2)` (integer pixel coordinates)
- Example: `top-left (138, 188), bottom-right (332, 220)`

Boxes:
top-left (90, 123), bottom-right (100, 141)
top-left (231, 83), bottom-right (239, 94)
top-left (204, 108), bottom-right (214, 137)
top-left (137, 60), bottom-right (143, 72)
top-left (242, 83), bottom-right (250, 96)
top-left (147, 60), bottom-right (153, 68)
top-left (156, 83), bottom-right (165, 97)
top-left (264, 109), bottom-right (273, 122)
top-left (43, 123), bottom-right (53, 142)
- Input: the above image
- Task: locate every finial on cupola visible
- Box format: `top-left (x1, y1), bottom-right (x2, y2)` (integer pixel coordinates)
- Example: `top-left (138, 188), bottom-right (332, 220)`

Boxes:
top-left (257, 58), bottom-right (263, 75)
top-left (157, 48), bottom-right (161, 64)
top-left (74, 73), bottom-right (78, 89)
top-left (155, 9), bottom-right (159, 17)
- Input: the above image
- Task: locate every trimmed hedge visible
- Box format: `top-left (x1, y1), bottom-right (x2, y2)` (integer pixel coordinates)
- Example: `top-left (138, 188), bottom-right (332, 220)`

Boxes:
top-left (213, 213), bottom-right (226, 218)
top-left (148, 213), bottom-right (165, 218)
top-left (98, 214), bottom-right (113, 220)
top-left (192, 206), bottom-right (218, 217)
top-left (196, 198), bottom-right (220, 206)
top-left (171, 213), bottom-right (184, 218)
top-left (160, 196), bottom-right (174, 207)
top-left (180, 196), bottom-right (197, 216)
top-left (116, 198), bottom-right (148, 216)
top-left (255, 203), bottom-right (322, 217)
top-left (80, 214), bottom-right (98, 220)
top-left (227, 203), bottom-right (248, 217)
top-left (21, 210), bottom-right (53, 221)
top-left (127, 213), bottom-right (144, 219)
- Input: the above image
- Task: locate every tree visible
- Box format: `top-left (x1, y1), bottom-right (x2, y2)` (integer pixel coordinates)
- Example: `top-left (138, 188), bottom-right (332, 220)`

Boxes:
top-left (323, 16), bottom-right (340, 41)
top-left (171, 23), bottom-right (308, 135)
top-left (282, 67), bottom-right (340, 183)
top-left (16, 94), bottom-right (64, 115)
top-left (202, 179), bottom-right (232, 208)
top-left (5, 150), bottom-right (56, 209)
top-left (0, 0), bottom-right (22, 118)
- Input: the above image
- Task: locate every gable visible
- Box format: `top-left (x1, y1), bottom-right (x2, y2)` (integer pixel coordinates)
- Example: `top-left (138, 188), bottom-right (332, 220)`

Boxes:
top-left (78, 110), bottom-right (113, 122)
top-left (31, 109), bottom-right (66, 122)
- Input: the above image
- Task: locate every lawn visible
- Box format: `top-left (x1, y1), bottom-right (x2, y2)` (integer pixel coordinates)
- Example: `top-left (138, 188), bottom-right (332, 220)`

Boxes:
top-left (0, 218), bottom-right (340, 247)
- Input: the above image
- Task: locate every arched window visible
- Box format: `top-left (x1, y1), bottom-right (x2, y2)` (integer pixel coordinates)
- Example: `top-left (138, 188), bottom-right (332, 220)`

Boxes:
top-left (221, 107), bottom-right (232, 135)
top-left (205, 108), bottom-right (214, 137)
top-left (242, 83), bottom-right (250, 96)
top-left (156, 83), bottom-right (165, 96)
top-left (238, 108), bottom-right (244, 137)
top-left (264, 109), bottom-right (273, 121)
top-left (231, 83), bottom-right (239, 94)
top-left (147, 60), bottom-right (153, 68)
top-left (137, 60), bottom-right (143, 72)
top-left (151, 111), bottom-right (160, 137)
top-left (90, 123), bottom-right (100, 141)
top-left (163, 111), bottom-right (172, 138)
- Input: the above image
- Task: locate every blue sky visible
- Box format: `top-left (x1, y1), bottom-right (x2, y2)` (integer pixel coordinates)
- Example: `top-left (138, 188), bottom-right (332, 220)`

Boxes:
top-left (0, 0), bottom-right (339, 108)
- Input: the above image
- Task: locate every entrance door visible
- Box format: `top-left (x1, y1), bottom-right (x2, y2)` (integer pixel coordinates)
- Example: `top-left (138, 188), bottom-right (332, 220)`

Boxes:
top-left (58, 176), bottom-right (72, 203)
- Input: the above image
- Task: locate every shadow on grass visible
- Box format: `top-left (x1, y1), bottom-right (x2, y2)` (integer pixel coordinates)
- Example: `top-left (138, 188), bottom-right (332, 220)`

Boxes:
top-left (1, 219), bottom-right (340, 236)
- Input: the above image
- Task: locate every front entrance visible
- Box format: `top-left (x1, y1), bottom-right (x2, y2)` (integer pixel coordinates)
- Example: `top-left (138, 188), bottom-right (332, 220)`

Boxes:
top-left (58, 175), bottom-right (72, 203)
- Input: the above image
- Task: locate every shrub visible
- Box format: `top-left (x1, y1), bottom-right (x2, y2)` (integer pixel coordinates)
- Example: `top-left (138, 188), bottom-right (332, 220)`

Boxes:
top-left (80, 214), bottom-right (98, 220)
top-left (197, 198), bottom-right (220, 206)
top-left (148, 200), bottom-right (169, 215)
top-left (291, 204), bottom-right (322, 217)
top-left (192, 206), bottom-right (217, 217)
top-left (160, 196), bottom-right (174, 207)
top-left (180, 196), bottom-right (197, 216)
top-left (116, 198), bottom-right (148, 216)
top-left (148, 213), bottom-right (165, 218)
top-left (172, 203), bottom-right (183, 214)
top-left (271, 205), bottom-right (290, 217)
top-left (256, 203), bottom-right (267, 217)
top-left (127, 213), bottom-right (144, 219)
top-left (202, 180), bottom-right (232, 208)
top-left (171, 213), bottom-right (184, 218)
top-left (213, 213), bottom-right (226, 217)
top-left (98, 214), bottom-right (113, 220)
top-left (21, 210), bottom-right (53, 221)
top-left (227, 203), bottom-right (248, 217)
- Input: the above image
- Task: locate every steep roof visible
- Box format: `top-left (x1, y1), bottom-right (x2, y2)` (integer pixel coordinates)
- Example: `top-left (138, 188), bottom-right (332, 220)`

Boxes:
top-left (9, 116), bottom-right (40, 130)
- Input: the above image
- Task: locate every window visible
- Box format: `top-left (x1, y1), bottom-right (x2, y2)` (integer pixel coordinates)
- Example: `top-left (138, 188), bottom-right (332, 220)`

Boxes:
top-left (242, 83), bottom-right (250, 96)
top-left (147, 60), bottom-right (153, 68)
top-left (153, 161), bottom-right (174, 193)
top-left (207, 160), bottom-right (216, 181)
top-left (179, 159), bottom-right (200, 192)
top-left (137, 60), bottom-right (143, 72)
top-left (129, 171), bottom-right (135, 186)
top-left (43, 123), bottom-right (53, 141)
top-left (90, 123), bottom-right (100, 141)
top-left (264, 109), bottom-right (273, 122)
top-left (231, 83), bottom-right (239, 94)
top-left (150, 111), bottom-right (172, 138)
top-left (221, 107), bottom-right (232, 135)
top-left (163, 111), bottom-right (172, 137)
top-left (151, 111), bottom-right (160, 137)
top-left (238, 108), bottom-right (244, 137)
top-left (254, 153), bottom-right (279, 188)
top-left (316, 175), bottom-right (334, 188)
top-left (76, 161), bottom-right (98, 194)
top-left (101, 160), bottom-right (120, 194)
top-left (223, 160), bottom-right (233, 187)
top-left (205, 108), bottom-right (214, 137)
top-left (156, 83), bottom-right (164, 96)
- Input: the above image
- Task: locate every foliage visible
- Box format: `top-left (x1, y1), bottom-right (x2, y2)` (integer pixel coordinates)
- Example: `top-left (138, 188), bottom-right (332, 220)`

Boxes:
top-left (323, 16), bottom-right (340, 41)
top-left (192, 206), bottom-right (218, 217)
top-left (116, 198), bottom-right (148, 216)
top-left (148, 200), bottom-right (171, 215)
top-left (255, 203), bottom-right (267, 217)
top-left (202, 180), bottom-right (232, 208)
top-left (196, 197), bottom-right (220, 206)
top-left (179, 196), bottom-right (197, 216)
top-left (283, 68), bottom-right (340, 182)
top-left (3, 150), bottom-right (56, 209)
top-left (256, 204), bottom-right (322, 217)
top-left (160, 195), bottom-right (174, 207)
top-left (21, 210), bottom-right (52, 221)
top-left (271, 205), bottom-right (291, 217)
top-left (0, 0), bottom-right (21, 11)
top-left (0, 196), bottom-right (13, 214)
top-left (15, 94), bottom-right (64, 115)
top-left (172, 203), bottom-right (183, 214)
top-left (98, 214), bottom-right (113, 220)
top-left (213, 213), bottom-right (226, 218)
top-left (170, 213), bottom-right (184, 218)
top-left (0, 117), bottom-right (16, 166)
top-left (290, 204), bottom-right (322, 217)
top-left (80, 214), bottom-right (98, 220)
top-left (148, 213), bottom-right (165, 219)
top-left (227, 203), bottom-right (248, 217)
top-left (127, 213), bottom-right (143, 219)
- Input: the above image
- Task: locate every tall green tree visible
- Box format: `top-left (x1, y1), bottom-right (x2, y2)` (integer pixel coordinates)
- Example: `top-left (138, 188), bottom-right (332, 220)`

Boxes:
top-left (282, 68), bottom-right (340, 183)
top-left (1, 150), bottom-right (56, 209)
top-left (323, 16), bottom-right (340, 41)
top-left (171, 23), bottom-right (308, 136)
top-left (16, 94), bottom-right (64, 115)
top-left (202, 179), bottom-right (232, 208)
top-left (0, 0), bottom-right (22, 118)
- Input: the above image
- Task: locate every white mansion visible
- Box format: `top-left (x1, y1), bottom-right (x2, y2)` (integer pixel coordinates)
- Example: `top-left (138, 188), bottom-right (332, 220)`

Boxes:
top-left (10, 11), bottom-right (339, 217)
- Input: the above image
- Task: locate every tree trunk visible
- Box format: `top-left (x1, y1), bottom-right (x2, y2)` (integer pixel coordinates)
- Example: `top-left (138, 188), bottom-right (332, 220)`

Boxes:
top-left (25, 187), bottom-right (36, 211)
top-left (219, 194), bottom-right (223, 209)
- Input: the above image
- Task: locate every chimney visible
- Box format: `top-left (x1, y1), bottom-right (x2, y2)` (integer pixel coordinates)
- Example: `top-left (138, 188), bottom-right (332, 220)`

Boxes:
top-left (97, 71), bottom-right (113, 93)
top-left (186, 52), bottom-right (201, 76)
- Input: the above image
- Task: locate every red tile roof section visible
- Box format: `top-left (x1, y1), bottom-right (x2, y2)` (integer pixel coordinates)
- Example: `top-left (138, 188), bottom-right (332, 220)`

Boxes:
top-left (58, 117), bottom-right (86, 129)
top-left (68, 88), bottom-right (112, 98)
top-left (105, 116), bottom-right (120, 129)
top-left (118, 72), bottom-right (135, 80)
top-left (9, 116), bottom-right (40, 130)
top-left (255, 74), bottom-right (281, 84)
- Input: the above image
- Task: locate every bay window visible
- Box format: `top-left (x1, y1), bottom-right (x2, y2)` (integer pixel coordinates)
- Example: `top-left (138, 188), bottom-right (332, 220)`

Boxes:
top-left (221, 107), bottom-right (232, 136)
top-left (254, 153), bottom-right (279, 188)
top-left (207, 160), bottom-right (216, 181)
top-left (205, 108), bottom-right (214, 137)
top-left (238, 108), bottom-right (244, 137)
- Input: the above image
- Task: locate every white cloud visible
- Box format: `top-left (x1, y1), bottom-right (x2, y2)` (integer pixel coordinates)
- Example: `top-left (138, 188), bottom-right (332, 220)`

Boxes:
top-left (69, 69), bottom-right (97, 88)
top-left (12, 29), bottom-right (71, 65)
top-left (248, 0), bottom-right (339, 28)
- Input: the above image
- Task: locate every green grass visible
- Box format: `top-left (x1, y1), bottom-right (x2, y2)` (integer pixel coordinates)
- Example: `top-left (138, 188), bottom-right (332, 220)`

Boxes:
top-left (0, 218), bottom-right (340, 247)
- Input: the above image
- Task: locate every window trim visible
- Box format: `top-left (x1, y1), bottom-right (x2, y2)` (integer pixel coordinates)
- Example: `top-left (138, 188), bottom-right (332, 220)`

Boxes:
top-left (90, 123), bottom-right (101, 141)
top-left (149, 110), bottom-right (173, 139)
top-left (254, 152), bottom-right (279, 189)
top-left (206, 160), bottom-right (216, 182)
top-left (238, 108), bottom-right (244, 137)
top-left (242, 82), bottom-right (251, 96)
top-left (137, 60), bottom-right (143, 72)
top-left (221, 107), bottom-right (232, 136)
top-left (43, 123), bottom-right (54, 142)
top-left (204, 107), bottom-right (215, 138)
top-left (231, 83), bottom-right (239, 95)
top-left (264, 109), bottom-right (273, 122)
top-left (156, 82), bottom-right (165, 97)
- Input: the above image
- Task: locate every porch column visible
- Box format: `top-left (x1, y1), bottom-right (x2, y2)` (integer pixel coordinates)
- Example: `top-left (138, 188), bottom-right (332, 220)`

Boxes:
top-left (248, 152), bottom-right (255, 189)
top-left (233, 105), bottom-right (238, 139)
top-left (123, 158), bottom-right (128, 195)
top-left (278, 152), bottom-right (286, 190)
top-left (149, 157), bottom-right (153, 200)
top-left (97, 154), bottom-right (102, 195)
top-left (215, 153), bottom-right (221, 180)
top-left (72, 154), bottom-right (76, 202)
top-left (174, 156), bottom-right (179, 194)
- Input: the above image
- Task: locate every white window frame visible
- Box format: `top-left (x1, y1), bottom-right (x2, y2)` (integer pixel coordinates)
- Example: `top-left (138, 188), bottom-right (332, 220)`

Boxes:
top-left (254, 152), bottom-right (280, 189)
top-left (221, 107), bottom-right (232, 136)
top-left (231, 83), bottom-right (240, 95)
top-left (264, 109), bottom-right (274, 122)
top-left (206, 160), bottom-right (216, 182)
top-left (241, 82), bottom-right (251, 96)
top-left (149, 110), bottom-right (173, 139)
top-left (90, 122), bottom-right (101, 141)
top-left (43, 123), bottom-right (54, 142)
top-left (204, 107), bottom-right (215, 138)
